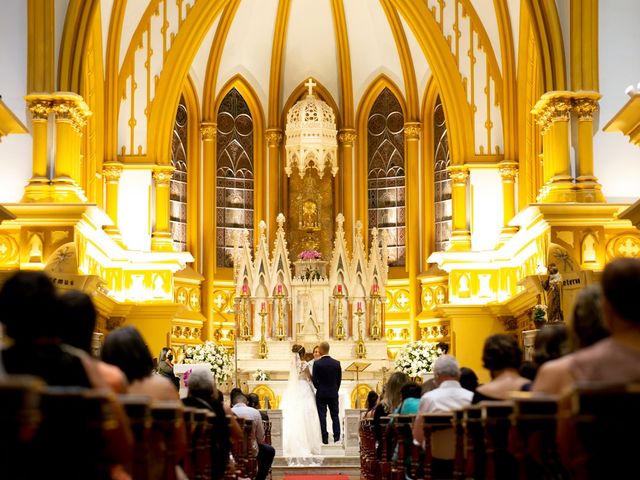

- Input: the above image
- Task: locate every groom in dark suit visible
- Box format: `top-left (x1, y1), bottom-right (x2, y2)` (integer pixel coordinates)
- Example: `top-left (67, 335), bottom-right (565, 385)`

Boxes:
top-left (312, 341), bottom-right (342, 444)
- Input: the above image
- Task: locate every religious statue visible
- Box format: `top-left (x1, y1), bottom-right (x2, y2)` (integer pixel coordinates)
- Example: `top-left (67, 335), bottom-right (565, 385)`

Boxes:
top-left (543, 262), bottom-right (563, 323)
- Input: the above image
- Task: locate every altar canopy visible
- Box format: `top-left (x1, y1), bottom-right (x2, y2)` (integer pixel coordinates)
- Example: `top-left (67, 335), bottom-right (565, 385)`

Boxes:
top-left (233, 213), bottom-right (390, 374)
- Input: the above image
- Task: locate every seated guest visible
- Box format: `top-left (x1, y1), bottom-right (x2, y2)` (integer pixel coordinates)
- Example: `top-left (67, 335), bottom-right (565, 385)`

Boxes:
top-left (0, 271), bottom-right (92, 387)
top-left (395, 382), bottom-right (421, 414)
top-left (413, 355), bottom-right (473, 479)
top-left (183, 370), bottom-right (230, 480)
top-left (570, 283), bottom-right (609, 349)
top-left (473, 334), bottom-right (530, 402)
top-left (248, 393), bottom-right (269, 422)
top-left (58, 290), bottom-right (128, 393)
top-left (372, 372), bottom-right (409, 458)
top-left (363, 390), bottom-right (379, 419)
top-left (459, 367), bottom-right (479, 392)
top-left (101, 326), bottom-right (178, 401)
top-left (157, 347), bottom-right (180, 391)
top-left (534, 259), bottom-right (640, 394)
top-left (231, 391), bottom-right (275, 480)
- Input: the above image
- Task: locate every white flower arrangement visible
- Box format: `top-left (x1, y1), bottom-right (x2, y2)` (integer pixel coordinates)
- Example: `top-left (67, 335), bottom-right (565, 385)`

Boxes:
top-left (394, 341), bottom-right (444, 378)
top-left (253, 369), bottom-right (270, 382)
top-left (533, 304), bottom-right (547, 322)
top-left (183, 341), bottom-right (233, 382)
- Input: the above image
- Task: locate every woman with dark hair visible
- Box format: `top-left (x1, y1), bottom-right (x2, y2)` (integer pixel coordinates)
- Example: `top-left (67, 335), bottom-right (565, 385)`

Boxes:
top-left (0, 271), bottom-right (92, 387)
top-left (395, 382), bottom-right (421, 414)
top-left (459, 367), bottom-right (479, 392)
top-left (363, 390), bottom-right (379, 418)
top-left (58, 290), bottom-right (128, 393)
top-left (472, 334), bottom-right (530, 403)
top-left (101, 326), bottom-right (178, 400)
top-left (157, 346), bottom-right (180, 390)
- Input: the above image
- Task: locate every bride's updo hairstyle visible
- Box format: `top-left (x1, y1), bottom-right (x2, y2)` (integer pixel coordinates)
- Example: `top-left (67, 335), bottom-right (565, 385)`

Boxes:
top-left (292, 344), bottom-right (305, 358)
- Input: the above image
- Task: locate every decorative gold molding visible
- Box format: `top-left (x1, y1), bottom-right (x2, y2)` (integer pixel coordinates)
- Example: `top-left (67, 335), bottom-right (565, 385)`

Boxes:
top-left (448, 165), bottom-right (469, 184)
top-left (27, 99), bottom-right (53, 121)
top-left (404, 122), bottom-right (422, 140)
top-left (152, 166), bottom-right (175, 186)
top-left (200, 122), bottom-right (217, 141)
top-left (102, 163), bottom-right (123, 182)
top-left (499, 162), bottom-right (518, 181)
top-left (531, 91), bottom-right (573, 134)
top-left (337, 129), bottom-right (356, 145)
top-left (573, 96), bottom-right (599, 121)
top-left (265, 129), bottom-right (283, 147)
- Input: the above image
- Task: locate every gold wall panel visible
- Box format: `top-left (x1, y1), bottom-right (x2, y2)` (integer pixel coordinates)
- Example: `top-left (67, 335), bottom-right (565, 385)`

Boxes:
top-left (287, 170), bottom-right (334, 260)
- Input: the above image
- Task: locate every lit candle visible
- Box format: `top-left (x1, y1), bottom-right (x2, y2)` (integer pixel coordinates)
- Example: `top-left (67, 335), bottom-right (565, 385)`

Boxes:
top-left (277, 284), bottom-right (282, 295)
top-left (372, 283), bottom-right (379, 294)
top-left (357, 301), bottom-right (362, 312)
top-left (241, 284), bottom-right (248, 295)
top-left (337, 284), bottom-right (342, 294)
top-left (261, 302), bottom-right (266, 312)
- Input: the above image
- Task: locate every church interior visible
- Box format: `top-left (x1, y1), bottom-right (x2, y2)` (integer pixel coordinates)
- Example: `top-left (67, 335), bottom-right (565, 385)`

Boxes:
top-left (2, 0), bottom-right (640, 478)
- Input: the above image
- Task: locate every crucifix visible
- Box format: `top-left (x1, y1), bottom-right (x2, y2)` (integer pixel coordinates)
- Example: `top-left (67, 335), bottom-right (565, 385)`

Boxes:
top-left (305, 78), bottom-right (316, 96)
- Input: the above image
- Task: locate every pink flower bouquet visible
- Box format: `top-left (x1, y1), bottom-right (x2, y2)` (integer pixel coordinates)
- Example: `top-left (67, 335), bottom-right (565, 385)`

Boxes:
top-left (298, 249), bottom-right (322, 260)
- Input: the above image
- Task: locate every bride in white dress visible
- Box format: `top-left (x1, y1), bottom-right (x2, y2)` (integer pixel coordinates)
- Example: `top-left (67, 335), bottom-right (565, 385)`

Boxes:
top-left (281, 344), bottom-right (323, 465)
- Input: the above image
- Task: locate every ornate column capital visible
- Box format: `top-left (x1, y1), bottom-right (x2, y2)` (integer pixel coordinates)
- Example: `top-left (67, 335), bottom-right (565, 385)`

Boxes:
top-left (152, 166), bottom-right (175, 186)
top-left (26, 99), bottom-right (52, 120)
top-left (102, 163), bottom-right (123, 182)
top-left (499, 162), bottom-right (518, 181)
top-left (337, 128), bottom-right (357, 145)
top-left (448, 165), bottom-right (469, 184)
top-left (572, 95), bottom-right (600, 121)
top-left (200, 122), bottom-right (216, 141)
top-left (531, 91), bottom-right (573, 134)
top-left (404, 122), bottom-right (422, 140)
top-left (265, 128), bottom-right (283, 147)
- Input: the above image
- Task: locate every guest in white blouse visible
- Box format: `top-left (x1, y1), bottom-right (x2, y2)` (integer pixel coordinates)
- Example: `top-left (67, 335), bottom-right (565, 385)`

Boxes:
top-left (412, 355), bottom-right (473, 478)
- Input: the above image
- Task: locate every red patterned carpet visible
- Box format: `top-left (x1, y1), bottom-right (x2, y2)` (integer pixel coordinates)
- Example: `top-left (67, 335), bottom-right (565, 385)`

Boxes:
top-left (283, 476), bottom-right (349, 480)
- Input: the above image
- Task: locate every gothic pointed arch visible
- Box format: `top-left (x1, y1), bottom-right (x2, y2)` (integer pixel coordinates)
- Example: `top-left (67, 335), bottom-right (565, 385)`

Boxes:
top-left (356, 75), bottom-right (407, 247)
top-left (357, 76), bottom-right (407, 267)
top-left (214, 77), bottom-right (264, 268)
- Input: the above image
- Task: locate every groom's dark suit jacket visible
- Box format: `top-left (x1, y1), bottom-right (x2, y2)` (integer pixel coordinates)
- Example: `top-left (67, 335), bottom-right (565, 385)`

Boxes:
top-left (312, 355), bottom-right (342, 399)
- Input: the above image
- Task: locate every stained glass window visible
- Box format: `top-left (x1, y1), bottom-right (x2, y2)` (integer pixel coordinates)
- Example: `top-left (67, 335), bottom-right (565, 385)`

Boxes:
top-left (170, 96), bottom-right (188, 252)
top-left (216, 88), bottom-right (254, 267)
top-left (367, 87), bottom-right (405, 267)
top-left (433, 95), bottom-right (452, 252)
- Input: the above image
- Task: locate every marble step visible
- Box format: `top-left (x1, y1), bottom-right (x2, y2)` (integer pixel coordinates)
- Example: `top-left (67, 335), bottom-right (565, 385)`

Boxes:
top-left (272, 455), bottom-right (360, 479)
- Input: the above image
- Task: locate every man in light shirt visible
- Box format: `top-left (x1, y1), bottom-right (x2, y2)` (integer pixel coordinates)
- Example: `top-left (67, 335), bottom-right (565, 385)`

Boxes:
top-left (231, 391), bottom-right (275, 480)
top-left (413, 355), bottom-right (473, 478)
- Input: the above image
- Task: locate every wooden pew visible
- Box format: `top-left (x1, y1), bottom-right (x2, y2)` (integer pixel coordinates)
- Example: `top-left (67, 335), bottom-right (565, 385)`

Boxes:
top-left (451, 409), bottom-right (465, 480)
top-left (379, 416), bottom-right (394, 480)
top-left (391, 414), bottom-right (417, 480)
top-left (32, 387), bottom-right (118, 479)
top-left (560, 382), bottom-right (640, 480)
top-left (360, 418), bottom-right (377, 480)
top-left (182, 406), bottom-right (197, 478)
top-left (421, 413), bottom-right (454, 480)
top-left (463, 405), bottom-right (484, 480)
top-left (150, 400), bottom-right (185, 480)
top-left (0, 376), bottom-right (43, 479)
top-left (510, 394), bottom-right (567, 480)
top-left (480, 401), bottom-right (516, 479)
top-left (119, 394), bottom-right (153, 480)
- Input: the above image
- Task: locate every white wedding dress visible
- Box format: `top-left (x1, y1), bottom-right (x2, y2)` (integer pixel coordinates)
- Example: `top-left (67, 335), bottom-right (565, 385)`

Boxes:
top-left (281, 353), bottom-right (323, 466)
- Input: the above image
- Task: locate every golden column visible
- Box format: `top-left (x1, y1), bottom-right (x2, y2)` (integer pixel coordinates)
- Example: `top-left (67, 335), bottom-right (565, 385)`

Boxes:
top-left (404, 122), bottom-right (421, 338)
top-left (22, 96), bottom-right (52, 202)
top-left (498, 162), bottom-right (519, 245)
top-left (573, 93), bottom-right (605, 202)
top-left (531, 92), bottom-right (575, 202)
top-left (201, 122), bottom-right (217, 340)
top-left (448, 165), bottom-right (471, 251)
top-left (338, 129), bottom-right (357, 249)
top-left (151, 165), bottom-right (175, 251)
top-left (51, 94), bottom-right (90, 202)
top-left (102, 162), bottom-right (124, 243)
top-left (265, 128), bottom-right (283, 246)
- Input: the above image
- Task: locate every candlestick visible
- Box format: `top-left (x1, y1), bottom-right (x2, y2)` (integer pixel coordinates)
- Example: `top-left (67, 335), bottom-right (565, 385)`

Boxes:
top-left (355, 308), bottom-right (367, 359)
top-left (258, 308), bottom-right (268, 359)
top-left (334, 289), bottom-right (346, 340)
